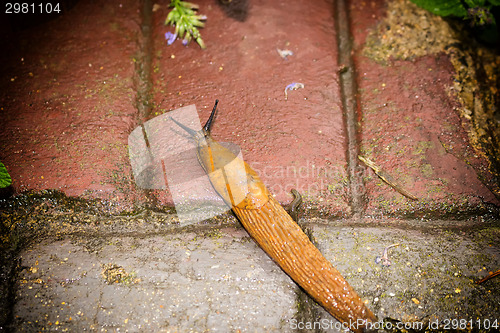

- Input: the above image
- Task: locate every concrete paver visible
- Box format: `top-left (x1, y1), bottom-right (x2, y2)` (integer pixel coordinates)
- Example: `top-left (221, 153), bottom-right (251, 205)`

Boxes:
top-left (14, 226), bottom-right (297, 332)
top-left (9, 217), bottom-right (500, 332)
top-left (312, 223), bottom-right (500, 323)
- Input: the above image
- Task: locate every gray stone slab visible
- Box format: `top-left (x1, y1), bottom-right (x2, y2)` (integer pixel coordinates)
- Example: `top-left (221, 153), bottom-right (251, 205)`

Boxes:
top-left (10, 219), bottom-right (500, 332)
top-left (311, 223), bottom-right (500, 329)
top-left (13, 227), bottom-right (297, 332)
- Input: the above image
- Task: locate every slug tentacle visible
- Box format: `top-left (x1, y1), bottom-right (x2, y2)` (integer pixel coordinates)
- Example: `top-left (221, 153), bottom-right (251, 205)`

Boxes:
top-left (203, 99), bottom-right (219, 134)
top-left (169, 116), bottom-right (198, 138)
top-left (288, 188), bottom-right (302, 223)
top-left (170, 99), bottom-right (219, 141)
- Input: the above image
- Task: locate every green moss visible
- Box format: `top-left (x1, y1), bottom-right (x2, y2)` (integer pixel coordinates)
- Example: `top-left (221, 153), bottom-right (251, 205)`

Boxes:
top-left (420, 163), bottom-right (434, 177)
top-left (413, 141), bottom-right (434, 155)
top-left (203, 228), bottom-right (224, 240)
top-left (0, 162), bottom-right (12, 188)
top-left (101, 263), bottom-right (140, 285)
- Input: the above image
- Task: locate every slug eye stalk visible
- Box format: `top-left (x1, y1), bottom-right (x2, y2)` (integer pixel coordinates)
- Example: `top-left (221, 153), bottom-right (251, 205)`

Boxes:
top-left (169, 116), bottom-right (197, 138)
top-left (203, 99), bottom-right (219, 134)
top-left (169, 99), bottom-right (219, 139)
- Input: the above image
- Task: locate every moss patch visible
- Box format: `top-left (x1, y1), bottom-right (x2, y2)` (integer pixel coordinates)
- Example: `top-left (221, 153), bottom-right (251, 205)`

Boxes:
top-left (364, 0), bottom-right (500, 187)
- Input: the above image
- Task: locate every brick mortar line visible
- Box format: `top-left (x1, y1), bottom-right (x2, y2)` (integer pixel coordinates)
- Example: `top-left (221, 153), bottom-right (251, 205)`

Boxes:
top-left (136, 0), bottom-right (153, 122)
top-left (135, 0), bottom-right (159, 209)
top-left (285, 1), bottom-right (370, 326)
top-left (335, 0), bottom-right (366, 217)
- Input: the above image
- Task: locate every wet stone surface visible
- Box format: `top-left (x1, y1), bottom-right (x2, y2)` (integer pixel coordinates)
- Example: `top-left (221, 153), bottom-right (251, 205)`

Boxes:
top-left (0, 0), bottom-right (146, 212)
top-left (350, 0), bottom-right (499, 215)
top-left (150, 0), bottom-right (349, 215)
top-left (7, 217), bottom-right (500, 332)
top-left (13, 226), bottom-right (298, 332)
top-left (312, 223), bottom-right (500, 323)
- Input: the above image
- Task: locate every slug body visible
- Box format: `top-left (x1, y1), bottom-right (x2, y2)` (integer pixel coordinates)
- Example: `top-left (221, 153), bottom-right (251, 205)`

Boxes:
top-left (172, 101), bottom-right (377, 332)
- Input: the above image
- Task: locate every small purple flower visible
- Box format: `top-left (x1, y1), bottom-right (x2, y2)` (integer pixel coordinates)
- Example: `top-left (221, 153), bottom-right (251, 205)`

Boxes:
top-left (285, 82), bottom-right (304, 91)
top-left (182, 38), bottom-right (189, 46)
top-left (284, 82), bottom-right (305, 100)
top-left (277, 48), bottom-right (293, 60)
top-left (467, 7), bottom-right (493, 26)
top-left (165, 31), bottom-right (177, 45)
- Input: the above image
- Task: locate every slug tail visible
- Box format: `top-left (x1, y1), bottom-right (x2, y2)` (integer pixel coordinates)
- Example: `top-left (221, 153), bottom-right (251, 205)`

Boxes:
top-left (232, 196), bottom-right (377, 333)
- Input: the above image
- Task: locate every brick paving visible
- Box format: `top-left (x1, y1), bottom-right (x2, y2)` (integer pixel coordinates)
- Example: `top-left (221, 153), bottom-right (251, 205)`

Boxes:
top-left (1, 0), bottom-right (499, 331)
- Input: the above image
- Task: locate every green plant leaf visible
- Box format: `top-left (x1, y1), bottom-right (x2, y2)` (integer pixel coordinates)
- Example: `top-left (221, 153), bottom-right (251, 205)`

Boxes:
top-left (409, 0), bottom-right (468, 17)
top-left (179, 1), bottom-right (198, 9)
top-left (165, 0), bottom-right (207, 49)
top-left (0, 162), bottom-right (12, 188)
top-left (465, 0), bottom-right (486, 7)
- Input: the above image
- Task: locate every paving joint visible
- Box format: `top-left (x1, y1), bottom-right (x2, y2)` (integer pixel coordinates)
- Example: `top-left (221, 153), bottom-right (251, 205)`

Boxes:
top-left (136, 0), bottom-right (154, 121)
top-left (0, 245), bottom-right (19, 329)
top-left (335, 0), bottom-right (366, 218)
top-left (134, 0), bottom-right (159, 210)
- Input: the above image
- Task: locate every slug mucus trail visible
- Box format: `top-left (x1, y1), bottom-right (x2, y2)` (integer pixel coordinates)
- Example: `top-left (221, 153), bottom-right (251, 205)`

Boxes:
top-left (171, 100), bottom-right (377, 333)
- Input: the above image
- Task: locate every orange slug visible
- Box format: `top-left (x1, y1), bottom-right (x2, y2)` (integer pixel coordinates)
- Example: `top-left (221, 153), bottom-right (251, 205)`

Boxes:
top-left (171, 100), bottom-right (377, 333)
